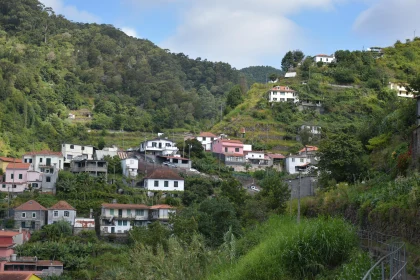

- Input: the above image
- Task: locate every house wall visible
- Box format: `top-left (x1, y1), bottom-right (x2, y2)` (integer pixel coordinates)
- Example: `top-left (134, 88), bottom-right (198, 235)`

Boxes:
top-left (389, 82), bottom-right (415, 98)
top-left (314, 56), bottom-right (334, 63)
top-left (61, 144), bottom-right (94, 163)
top-left (140, 139), bottom-right (178, 155)
top-left (0, 248), bottom-right (14, 258)
top-left (48, 209), bottom-right (76, 226)
top-left (121, 159), bottom-right (139, 178)
top-left (74, 218), bottom-right (95, 234)
top-left (23, 155), bottom-right (64, 171)
top-left (285, 157), bottom-right (311, 174)
top-left (196, 136), bottom-right (217, 151)
top-left (167, 158), bottom-right (191, 169)
top-left (269, 91), bottom-right (299, 103)
top-left (101, 208), bottom-right (149, 220)
top-left (14, 210), bottom-right (47, 231)
top-left (144, 178), bottom-right (184, 192)
top-left (212, 140), bottom-right (244, 154)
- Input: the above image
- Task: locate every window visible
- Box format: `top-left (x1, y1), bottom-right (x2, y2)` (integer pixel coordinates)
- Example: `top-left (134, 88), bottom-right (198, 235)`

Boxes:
top-left (2, 185), bottom-right (5, 189)
top-left (203, 137), bottom-right (206, 141)
top-left (127, 209), bottom-right (131, 216)
top-left (135, 209), bottom-right (144, 216)
top-left (154, 181), bottom-right (159, 187)
top-left (40, 158), bottom-right (43, 163)
top-left (70, 145), bottom-right (74, 149)
top-left (53, 211), bottom-right (58, 217)
top-left (29, 159), bottom-right (32, 163)
top-left (64, 211), bottom-right (69, 217)
top-left (123, 220), bottom-right (127, 226)
top-left (235, 148), bottom-right (239, 152)
top-left (32, 212), bottom-right (36, 218)
top-left (164, 181), bottom-right (169, 187)
top-left (273, 98), bottom-right (277, 101)
top-left (82, 146), bottom-right (85, 150)
top-left (12, 185), bottom-right (16, 188)
top-left (18, 174), bottom-right (22, 179)
top-left (118, 220), bottom-right (122, 226)
top-left (152, 142), bottom-right (157, 147)
top-left (10, 174), bottom-right (13, 180)
top-left (110, 209), bottom-right (114, 215)
top-left (174, 181), bottom-right (178, 188)
top-left (225, 147), bottom-right (228, 152)
top-left (21, 213), bottom-right (26, 218)
top-left (46, 177), bottom-right (51, 183)
top-left (67, 155), bottom-right (73, 160)
top-left (24, 159), bottom-right (28, 163)
top-left (300, 158), bottom-right (304, 163)
top-left (292, 158), bottom-right (295, 162)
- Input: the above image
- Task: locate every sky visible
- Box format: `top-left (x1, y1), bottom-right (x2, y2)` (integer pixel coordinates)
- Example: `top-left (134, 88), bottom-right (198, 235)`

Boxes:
top-left (39, 0), bottom-right (420, 69)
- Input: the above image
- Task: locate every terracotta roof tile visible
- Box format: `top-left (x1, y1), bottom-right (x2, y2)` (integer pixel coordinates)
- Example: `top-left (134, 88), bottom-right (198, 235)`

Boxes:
top-left (0, 272), bottom-right (39, 280)
top-left (270, 86), bottom-right (295, 92)
top-left (299, 146), bottom-right (318, 153)
top-left (146, 169), bottom-right (184, 180)
top-left (315, 54), bottom-right (333, 57)
top-left (15, 200), bottom-right (47, 211)
top-left (0, 157), bottom-right (22, 163)
top-left (101, 203), bottom-right (149, 210)
top-left (49, 200), bottom-right (75, 210)
top-left (6, 163), bottom-right (30, 170)
top-left (0, 231), bottom-right (20, 237)
top-left (199, 132), bottom-right (217, 137)
top-left (36, 260), bottom-right (63, 266)
top-left (24, 150), bottom-right (63, 156)
top-left (150, 204), bottom-right (174, 209)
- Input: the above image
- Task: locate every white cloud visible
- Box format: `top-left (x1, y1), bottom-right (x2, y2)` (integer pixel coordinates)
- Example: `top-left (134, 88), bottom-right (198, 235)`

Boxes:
top-left (353, 0), bottom-right (420, 43)
top-left (40, 0), bottom-right (100, 23)
top-left (159, 1), bottom-right (340, 68)
top-left (121, 27), bottom-right (139, 38)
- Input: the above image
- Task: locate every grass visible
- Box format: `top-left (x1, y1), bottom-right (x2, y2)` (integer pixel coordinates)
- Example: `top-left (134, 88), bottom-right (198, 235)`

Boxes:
top-left (208, 216), bottom-right (358, 280)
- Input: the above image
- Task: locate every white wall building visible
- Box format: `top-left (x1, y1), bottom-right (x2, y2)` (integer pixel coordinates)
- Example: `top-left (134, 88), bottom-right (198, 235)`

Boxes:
top-left (23, 151), bottom-right (64, 171)
top-left (47, 201), bottom-right (76, 226)
top-left (149, 204), bottom-right (175, 221)
top-left (100, 203), bottom-right (150, 235)
top-left (121, 158), bottom-right (138, 178)
top-left (143, 169), bottom-right (184, 192)
top-left (300, 125), bottom-right (322, 135)
top-left (389, 82), bottom-right (416, 98)
top-left (95, 146), bottom-right (118, 160)
top-left (61, 144), bottom-right (95, 164)
top-left (196, 132), bottom-right (218, 151)
top-left (314, 54), bottom-right (335, 64)
top-left (139, 138), bottom-right (178, 156)
top-left (285, 155), bottom-right (311, 174)
top-left (269, 86), bottom-right (299, 103)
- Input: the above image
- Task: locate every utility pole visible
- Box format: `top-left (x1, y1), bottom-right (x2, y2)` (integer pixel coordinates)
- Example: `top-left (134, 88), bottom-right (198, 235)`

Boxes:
top-left (289, 180), bottom-right (292, 216)
top-left (297, 171), bottom-right (301, 224)
top-left (144, 137), bottom-right (147, 177)
top-left (188, 144), bottom-right (191, 160)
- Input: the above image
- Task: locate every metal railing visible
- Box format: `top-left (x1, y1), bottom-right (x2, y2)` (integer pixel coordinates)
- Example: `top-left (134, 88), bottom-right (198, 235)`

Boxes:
top-left (358, 230), bottom-right (407, 280)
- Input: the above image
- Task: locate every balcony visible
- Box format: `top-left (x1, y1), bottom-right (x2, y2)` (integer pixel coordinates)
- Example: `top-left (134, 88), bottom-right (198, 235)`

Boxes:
top-left (101, 214), bottom-right (148, 221)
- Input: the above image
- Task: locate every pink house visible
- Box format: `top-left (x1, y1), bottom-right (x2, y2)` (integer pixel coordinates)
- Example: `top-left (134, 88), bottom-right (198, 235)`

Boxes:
top-left (212, 139), bottom-right (245, 168)
top-left (0, 230), bottom-right (31, 258)
top-left (1, 163), bottom-right (31, 193)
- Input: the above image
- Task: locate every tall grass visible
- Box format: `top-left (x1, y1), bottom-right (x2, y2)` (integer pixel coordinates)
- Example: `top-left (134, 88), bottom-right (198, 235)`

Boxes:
top-left (209, 216), bottom-right (358, 280)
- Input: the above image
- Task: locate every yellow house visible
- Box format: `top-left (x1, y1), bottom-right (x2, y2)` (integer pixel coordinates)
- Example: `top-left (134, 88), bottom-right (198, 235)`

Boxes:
top-left (0, 157), bottom-right (22, 173)
top-left (0, 272), bottom-right (41, 280)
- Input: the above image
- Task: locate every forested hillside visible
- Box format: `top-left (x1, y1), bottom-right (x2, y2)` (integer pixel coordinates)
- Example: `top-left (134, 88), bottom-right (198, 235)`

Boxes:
top-left (0, 0), bottom-right (245, 155)
top-left (240, 66), bottom-right (283, 84)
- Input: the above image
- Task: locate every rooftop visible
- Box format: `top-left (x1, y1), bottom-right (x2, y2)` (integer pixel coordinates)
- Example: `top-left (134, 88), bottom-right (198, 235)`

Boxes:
top-left (299, 146), bottom-right (319, 153)
top-left (315, 54), bottom-right (333, 57)
top-left (150, 204), bottom-right (174, 209)
top-left (49, 200), bottom-right (75, 210)
top-left (6, 163), bottom-right (31, 170)
top-left (145, 169), bottom-right (184, 180)
top-left (24, 150), bottom-right (63, 157)
top-left (0, 272), bottom-right (40, 280)
top-left (198, 132), bottom-right (217, 138)
top-left (267, 153), bottom-right (286, 159)
top-left (15, 200), bottom-right (47, 211)
top-left (0, 157), bottom-right (22, 163)
top-left (270, 86), bottom-right (295, 92)
top-left (101, 203), bottom-right (149, 210)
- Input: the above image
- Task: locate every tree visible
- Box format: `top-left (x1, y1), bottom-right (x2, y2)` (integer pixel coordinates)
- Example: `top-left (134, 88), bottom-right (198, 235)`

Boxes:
top-left (226, 85), bottom-right (243, 109)
top-left (281, 51), bottom-right (294, 72)
top-left (257, 171), bottom-right (290, 213)
top-left (318, 133), bottom-right (368, 183)
top-left (269, 73), bottom-right (278, 82)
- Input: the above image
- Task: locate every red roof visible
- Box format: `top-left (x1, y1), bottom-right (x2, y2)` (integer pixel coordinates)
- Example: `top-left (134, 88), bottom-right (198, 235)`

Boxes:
top-left (36, 260), bottom-right (63, 266)
top-left (150, 204), bottom-right (174, 209)
top-left (315, 54), bottom-right (333, 57)
top-left (0, 157), bottom-right (22, 163)
top-left (199, 132), bottom-right (217, 137)
top-left (267, 153), bottom-right (286, 159)
top-left (271, 86), bottom-right (295, 92)
top-left (15, 200), bottom-right (47, 211)
top-left (299, 146), bottom-right (318, 153)
top-left (146, 169), bottom-right (184, 180)
top-left (24, 150), bottom-right (62, 156)
top-left (101, 203), bottom-right (149, 210)
top-left (0, 231), bottom-right (20, 237)
top-left (49, 201), bottom-right (75, 210)
top-left (6, 163), bottom-right (30, 170)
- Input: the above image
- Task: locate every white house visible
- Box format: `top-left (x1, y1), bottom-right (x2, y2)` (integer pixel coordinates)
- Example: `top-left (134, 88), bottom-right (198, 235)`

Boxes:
top-left (300, 125), bottom-right (322, 135)
top-left (139, 138), bottom-right (178, 156)
top-left (48, 200), bottom-right (76, 226)
top-left (285, 72), bottom-right (297, 78)
top-left (314, 54), bottom-right (335, 64)
top-left (74, 218), bottom-right (95, 234)
top-left (285, 155), bottom-right (311, 174)
top-left (61, 144), bottom-right (95, 164)
top-left (95, 146), bottom-right (119, 160)
top-left (243, 144), bottom-right (253, 153)
top-left (246, 151), bottom-right (270, 166)
top-left (121, 157), bottom-right (138, 178)
top-left (143, 169), bottom-right (184, 192)
top-left (100, 203), bottom-right (150, 235)
top-left (196, 132), bottom-right (218, 151)
top-left (23, 151), bottom-right (64, 171)
top-left (389, 82), bottom-right (416, 98)
top-left (268, 86), bottom-right (299, 103)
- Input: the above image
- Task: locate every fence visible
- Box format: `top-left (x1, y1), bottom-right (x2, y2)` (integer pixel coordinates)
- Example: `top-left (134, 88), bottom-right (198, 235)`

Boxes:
top-left (358, 230), bottom-right (407, 280)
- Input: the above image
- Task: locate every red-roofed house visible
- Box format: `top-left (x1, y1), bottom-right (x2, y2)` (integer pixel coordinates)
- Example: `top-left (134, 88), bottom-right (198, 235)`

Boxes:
top-left (0, 230), bottom-right (31, 258)
top-left (314, 54), bottom-right (335, 64)
top-left (149, 204), bottom-right (175, 221)
top-left (0, 158), bottom-right (22, 176)
top-left (269, 86), bottom-right (299, 103)
top-left (13, 201), bottom-right (47, 231)
top-left (143, 169), bottom-right (184, 192)
top-left (47, 201), bottom-right (76, 226)
top-left (2, 163), bottom-right (31, 193)
top-left (196, 132), bottom-right (218, 151)
top-left (1, 258), bottom-right (63, 277)
top-left (0, 272), bottom-right (41, 280)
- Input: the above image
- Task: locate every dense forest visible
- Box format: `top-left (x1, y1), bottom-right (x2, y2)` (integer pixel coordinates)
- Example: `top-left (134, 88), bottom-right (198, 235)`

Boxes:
top-left (0, 0), bottom-right (249, 155)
